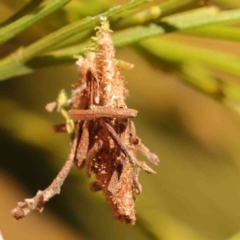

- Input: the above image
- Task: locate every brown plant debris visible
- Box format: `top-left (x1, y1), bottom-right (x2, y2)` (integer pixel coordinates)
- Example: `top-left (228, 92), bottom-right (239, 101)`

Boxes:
top-left (11, 18), bottom-right (159, 225)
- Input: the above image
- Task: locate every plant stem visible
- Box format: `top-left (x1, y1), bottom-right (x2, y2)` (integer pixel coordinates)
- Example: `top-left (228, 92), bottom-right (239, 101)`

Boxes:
top-left (138, 38), bottom-right (240, 77)
top-left (139, 38), bottom-right (240, 114)
top-left (179, 63), bottom-right (240, 116)
top-left (183, 25), bottom-right (240, 41)
top-left (139, 43), bottom-right (240, 115)
top-left (3, 0), bottom-right (150, 62)
top-left (0, 0), bottom-right (71, 44)
top-left (0, 0), bottom-right (150, 80)
top-left (0, 0), bottom-right (44, 27)
top-left (180, 63), bottom-right (240, 102)
top-left (2, 7), bottom-right (240, 80)
top-left (115, 0), bottom-right (203, 29)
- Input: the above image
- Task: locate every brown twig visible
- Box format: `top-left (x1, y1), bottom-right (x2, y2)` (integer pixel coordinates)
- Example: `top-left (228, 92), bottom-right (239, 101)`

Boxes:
top-left (100, 120), bottom-right (156, 174)
top-left (68, 108), bottom-right (138, 120)
top-left (85, 140), bottom-right (103, 177)
top-left (75, 121), bottom-right (89, 168)
top-left (11, 134), bottom-right (78, 220)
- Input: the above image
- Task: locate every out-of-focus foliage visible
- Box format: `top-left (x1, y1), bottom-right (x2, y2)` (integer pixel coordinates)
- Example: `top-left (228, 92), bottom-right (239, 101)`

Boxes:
top-left (1, 0), bottom-right (240, 239)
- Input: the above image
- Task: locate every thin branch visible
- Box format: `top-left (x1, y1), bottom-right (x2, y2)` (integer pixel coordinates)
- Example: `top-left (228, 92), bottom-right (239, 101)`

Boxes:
top-left (68, 108), bottom-right (138, 120)
top-left (11, 134), bottom-right (78, 219)
top-left (100, 120), bottom-right (156, 174)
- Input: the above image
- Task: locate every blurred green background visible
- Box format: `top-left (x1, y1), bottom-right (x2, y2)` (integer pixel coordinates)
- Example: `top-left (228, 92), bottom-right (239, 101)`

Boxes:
top-left (1, 0), bottom-right (240, 240)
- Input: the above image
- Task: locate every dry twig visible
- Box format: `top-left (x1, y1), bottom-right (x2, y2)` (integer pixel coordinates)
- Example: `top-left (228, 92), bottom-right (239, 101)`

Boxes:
top-left (11, 131), bottom-right (79, 219)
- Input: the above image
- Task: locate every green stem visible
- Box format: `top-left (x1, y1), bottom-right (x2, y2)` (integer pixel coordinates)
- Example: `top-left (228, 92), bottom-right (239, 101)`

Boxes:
top-left (138, 38), bottom-right (240, 114)
top-left (180, 63), bottom-right (240, 101)
top-left (112, 7), bottom-right (240, 49)
top-left (138, 38), bottom-right (240, 77)
top-left (154, 0), bottom-right (203, 18)
top-left (0, 0), bottom-right (44, 27)
top-left (49, 29), bottom-right (92, 51)
top-left (138, 39), bottom-right (240, 115)
top-left (22, 24), bottom-right (240, 77)
top-left (115, 0), bottom-right (203, 28)
top-left (0, 0), bottom-right (71, 44)
top-left (183, 25), bottom-right (240, 41)
top-left (0, 0), bottom-right (149, 65)
top-left (2, 7), bottom-right (240, 80)
top-left (178, 63), bottom-right (240, 115)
